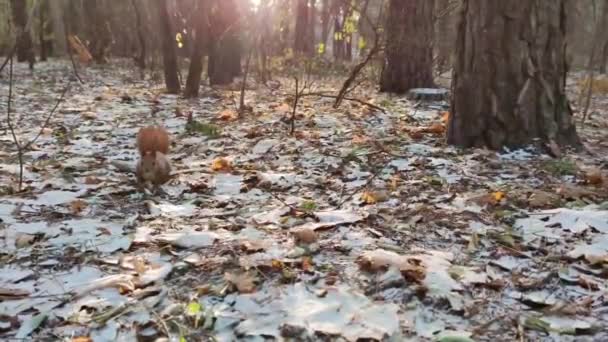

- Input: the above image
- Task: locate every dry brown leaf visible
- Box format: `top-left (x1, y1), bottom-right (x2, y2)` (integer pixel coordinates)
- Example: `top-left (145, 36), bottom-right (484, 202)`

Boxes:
top-left (224, 272), bottom-right (256, 293)
top-left (81, 111), bottom-right (97, 120)
top-left (133, 257), bottom-right (147, 275)
top-left (584, 167), bottom-right (603, 185)
top-left (84, 176), bottom-right (101, 185)
top-left (440, 111), bottom-right (450, 123)
top-left (556, 184), bottom-right (597, 200)
top-left (421, 122), bottom-right (446, 134)
top-left (408, 130), bottom-right (424, 140)
top-left (72, 337), bottom-right (93, 342)
top-left (291, 227), bottom-right (318, 244)
top-left (400, 258), bottom-right (426, 284)
top-left (70, 199), bottom-right (87, 214)
top-left (528, 190), bottom-right (559, 208)
top-left (275, 103), bottom-right (291, 112)
top-left (211, 157), bottom-right (232, 172)
top-left (0, 287), bottom-right (30, 300)
top-left (241, 239), bottom-right (266, 252)
top-left (352, 134), bottom-right (370, 145)
top-left (217, 109), bottom-right (238, 121)
top-left (301, 256), bottom-right (314, 272)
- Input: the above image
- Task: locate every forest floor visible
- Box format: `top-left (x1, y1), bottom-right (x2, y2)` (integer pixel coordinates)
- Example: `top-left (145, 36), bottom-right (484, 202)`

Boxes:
top-left (1, 60), bottom-right (608, 342)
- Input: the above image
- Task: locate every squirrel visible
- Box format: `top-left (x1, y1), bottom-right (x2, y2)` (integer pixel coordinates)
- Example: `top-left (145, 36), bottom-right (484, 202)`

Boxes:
top-left (135, 126), bottom-right (171, 192)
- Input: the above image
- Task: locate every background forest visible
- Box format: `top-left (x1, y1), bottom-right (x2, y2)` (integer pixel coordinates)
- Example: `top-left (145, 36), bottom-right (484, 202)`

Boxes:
top-left (1, 0), bottom-right (608, 341)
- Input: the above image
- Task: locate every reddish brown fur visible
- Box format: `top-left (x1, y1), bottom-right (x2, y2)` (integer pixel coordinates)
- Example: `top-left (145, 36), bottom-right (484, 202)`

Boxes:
top-left (137, 126), bottom-right (170, 156)
top-left (136, 126), bottom-right (172, 190)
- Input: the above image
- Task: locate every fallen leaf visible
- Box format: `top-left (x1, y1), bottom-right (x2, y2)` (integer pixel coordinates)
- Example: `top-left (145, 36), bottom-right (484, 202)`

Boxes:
top-left (211, 157), bottom-right (232, 172)
top-left (15, 234), bottom-right (37, 248)
top-left (72, 337), bottom-right (93, 342)
top-left (275, 103), bottom-right (291, 112)
top-left (584, 167), bottom-right (603, 185)
top-left (361, 191), bottom-right (378, 204)
top-left (217, 109), bottom-right (238, 121)
top-left (84, 176), bottom-right (101, 184)
top-left (81, 111), bottom-right (97, 120)
top-left (224, 272), bottom-right (256, 293)
top-left (70, 199), bottom-right (87, 214)
top-left (291, 227), bottom-right (318, 244)
top-left (440, 111), bottom-right (450, 124)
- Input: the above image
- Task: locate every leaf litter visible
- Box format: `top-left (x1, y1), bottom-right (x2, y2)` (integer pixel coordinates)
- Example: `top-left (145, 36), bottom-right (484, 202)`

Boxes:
top-left (0, 61), bottom-right (608, 341)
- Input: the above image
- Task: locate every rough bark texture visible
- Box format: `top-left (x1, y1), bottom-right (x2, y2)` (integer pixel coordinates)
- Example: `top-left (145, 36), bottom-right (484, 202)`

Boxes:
top-left (39, 0), bottom-right (54, 61)
top-left (208, 0), bottom-right (241, 86)
top-left (380, 0), bottom-right (435, 93)
top-left (10, 0), bottom-right (35, 66)
top-left (184, 0), bottom-right (208, 97)
top-left (156, 0), bottom-right (180, 93)
top-left (447, 0), bottom-right (580, 149)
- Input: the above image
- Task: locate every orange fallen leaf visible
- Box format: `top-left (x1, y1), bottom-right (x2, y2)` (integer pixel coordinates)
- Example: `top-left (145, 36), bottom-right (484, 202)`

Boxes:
top-left (584, 167), bottom-right (603, 185)
top-left (276, 103), bottom-right (291, 112)
top-left (217, 109), bottom-right (238, 121)
top-left (301, 256), bottom-right (314, 272)
top-left (361, 191), bottom-right (378, 204)
top-left (292, 227), bottom-right (318, 244)
top-left (441, 111), bottom-right (450, 123)
top-left (225, 272), bottom-right (256, 293)
top-left (211, 157), bottom-right (232, 172)
top-left (70, 199), bottom-right (87, 214)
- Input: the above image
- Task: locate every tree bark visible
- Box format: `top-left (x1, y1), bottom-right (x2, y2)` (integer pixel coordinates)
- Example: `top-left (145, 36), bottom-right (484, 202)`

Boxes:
top-left (131, 0), bottom-right (147, 69)
top-left (294, 0), bottom-right (311, 54)
top-left (447, 0), bottom-right (580, 149)
top-left (49, 0), bottom-right (67, 55)
top-left (10, 0), bottom-right (35, 67)
top-left (320, 0), bottom-right (331, 54)
top-left (380, 0), bottom-right (435, 93)
top-left (39, 0), bottom-right (53, 61)
top-left (208, 0), bottom-right (241, 86)
top-left (84, 0), bottom-right (111, 64)
top-left (184, 0), bottom-right (208, 97)
top-left (155, 0), bottom-right (181, 93)
top-left (598, 0), bottom-right (608, 74)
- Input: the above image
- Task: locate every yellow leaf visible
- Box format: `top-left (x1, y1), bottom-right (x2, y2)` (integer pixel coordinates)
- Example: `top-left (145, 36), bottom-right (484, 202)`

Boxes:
top-left (492, 191), bottom-right (505, 202)
top-left (317, 43), bottom-right (325, 55)
top-left (211, 157), bottom-right (232, 172)
top-left (361, 191), bottom-right (378, 204)
top-left (441, 111), bottom-right (450, 123)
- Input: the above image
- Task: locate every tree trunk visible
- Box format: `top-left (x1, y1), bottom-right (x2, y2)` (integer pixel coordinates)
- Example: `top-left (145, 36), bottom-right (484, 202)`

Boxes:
top-left (308, 0), bottom-right (317, 53)
top-left (131, 0), bottom-right (147, 69)
top-left (39, 0), bottom-right (53, 61)
top-left (294, 0), bottom-right (311, 54)
top-left (321, 0), bottom-right (331, 53)
top-left (84, 0), bottom-right (111, 63)
top-left (49, 0), bottom-right (67, 55)
top-left (208, 0), bottom-right (241, 86)
top-left (184, 0), bottom-right (208, 97)
top-left (447, 0), bottom-right (580, 149)
top-left (155, 0), bottom-right (180, 93)
top-left (10, 0), bottom-right (35, 67)
top-left (380, 0), bottom-right (434, 93)
top-left (434, 0), bottom-right (457, 74)
top-left (598, 1), bottom-right (608, 74)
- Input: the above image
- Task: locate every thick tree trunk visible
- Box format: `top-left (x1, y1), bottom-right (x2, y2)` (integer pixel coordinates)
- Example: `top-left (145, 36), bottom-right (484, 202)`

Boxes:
top-left (208, 0), bottom-right (241, 86)
top-left (380, 0), bottom-right (434, 93)
top-left (84, 0), bottom-right (111, 64)
top-left (447, 0), bottom-right (580, 149)
top-left (49, 0), bottom-right (67, 55)
top-left (131, 0), bottom-right (147, 69)
top-left (294, 0), bottom-right (311, 54)
top-left (155, 0), bottom-right (181, 93)
top-left (10, 0), bottom-right (35, 67)
top-left (184, 0), bottom-right (208, 97)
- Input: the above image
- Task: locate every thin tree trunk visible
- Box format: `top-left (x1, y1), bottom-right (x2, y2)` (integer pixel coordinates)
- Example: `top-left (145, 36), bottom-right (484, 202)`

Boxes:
top-left (447, 0), bottom-right (579, 149)
top-left (155, 0), bottom-right (180, 93)
top-left (294, 0), bottom-right (310, 54)
top-left (84, 0), bottom-right (111, 64)
top-left (184, 0), bottom-right (208, 97)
